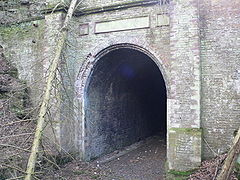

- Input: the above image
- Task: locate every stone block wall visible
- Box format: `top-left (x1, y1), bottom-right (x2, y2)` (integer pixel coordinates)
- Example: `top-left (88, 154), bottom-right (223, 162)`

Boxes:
top-left (80, 0), bottom-right (169, 9)
top-left (200, 0), bottom-right (240, 159)
top-left (168, 0), bottom-right (202, 170)
top-left (0, 3), bottom-right (64, 152)
top-left (168, 128), bottom-right (202, 171)
top-left (0, 0), bottom-right (45, 25)
top-left (66, 2), bottom-right (171, 158)
top-left (0, 20), bottom-right (46, 104)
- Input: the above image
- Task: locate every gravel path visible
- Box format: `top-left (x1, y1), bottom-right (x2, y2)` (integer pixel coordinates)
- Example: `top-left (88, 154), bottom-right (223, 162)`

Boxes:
top-left (94, 135), bottom-right (167, 180)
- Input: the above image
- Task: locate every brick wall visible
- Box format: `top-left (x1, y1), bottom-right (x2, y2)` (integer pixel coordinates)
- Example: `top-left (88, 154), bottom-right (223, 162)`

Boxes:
top-left (168, 0), bottom-right (202, 170)
top-left (81, 0), bottom-right (168, 9)
top-left (66, 3), bottom-right (171, 159)
top-left (0, 0), bottom-right (45, 25)
top-left (200, 0), bottom-right (240, 159)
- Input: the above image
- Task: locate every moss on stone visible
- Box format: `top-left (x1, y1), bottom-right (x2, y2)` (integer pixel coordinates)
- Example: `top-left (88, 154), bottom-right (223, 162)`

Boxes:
top-left (7, 68), bottom-right (18, 78)
top-left (235, 156), bottom-right (240, 179)
top-left (0, 93), bottom-right (8, 99)
top-left (0, 20), bottom-right (45, 40)
top-left (170, 128), bottom-right (202, 136)
top-left (0, 169), bottom-right (8, 180)
top-left (0, 23), bottom-right (33, 40)
top-left (168, 169), bottom-right (195, 176)
top-left (0, 69), bottom-right (18, 77)
top-left (167, 169), bottom-right (196, 180)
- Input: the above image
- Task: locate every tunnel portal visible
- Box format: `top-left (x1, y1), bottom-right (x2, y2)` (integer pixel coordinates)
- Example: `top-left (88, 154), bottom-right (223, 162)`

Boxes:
top-left (85, 48), bottom-right (167, 159)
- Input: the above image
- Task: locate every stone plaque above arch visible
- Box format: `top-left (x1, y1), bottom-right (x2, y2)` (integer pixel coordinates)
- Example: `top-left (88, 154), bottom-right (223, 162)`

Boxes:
top-left (95, 16), bottom-right (150, 34)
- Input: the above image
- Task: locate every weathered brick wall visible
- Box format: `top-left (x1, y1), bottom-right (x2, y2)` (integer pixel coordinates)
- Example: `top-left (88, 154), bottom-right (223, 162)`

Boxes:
top-left (168, 0), bottom-right (202, 170)
top-left (65, 3), bottom-right (171, 158)
top-left (0, 2), bottom-right (64, 151)
top-left (200, 0), bottom-right (240, 159)
top-left (169, 0), bottom-right (200, 129)
top-left (82, 0), bottom-right (136, 8)
top-left (80, 0), bottom-right (169, 9)
top-left (0, 0), bottom-right (45, 25)
top-left (0, 20), bottom-right (46, 102)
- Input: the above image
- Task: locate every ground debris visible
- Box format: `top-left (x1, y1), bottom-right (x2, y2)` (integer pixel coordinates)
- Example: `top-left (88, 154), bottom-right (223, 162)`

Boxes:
top-left (45, 160), bottom-right (105, 180)
top-left (189, 154), bottom-right (238, 180)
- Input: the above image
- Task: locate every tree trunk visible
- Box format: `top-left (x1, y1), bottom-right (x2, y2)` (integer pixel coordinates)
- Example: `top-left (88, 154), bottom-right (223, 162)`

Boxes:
top-left (217, 127), bottom-right (240, 180)
top-left (24, 0), bottom-right (78, 179)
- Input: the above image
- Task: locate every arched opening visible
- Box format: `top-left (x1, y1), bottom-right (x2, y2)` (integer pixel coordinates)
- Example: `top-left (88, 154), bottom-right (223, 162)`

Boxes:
top-left (85, 48), bottom-right (167, 160)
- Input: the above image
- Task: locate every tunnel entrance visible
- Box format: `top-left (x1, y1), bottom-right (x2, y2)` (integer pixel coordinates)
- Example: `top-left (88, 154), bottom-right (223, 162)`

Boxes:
top-left (85, 48), bottom-right (167, 160)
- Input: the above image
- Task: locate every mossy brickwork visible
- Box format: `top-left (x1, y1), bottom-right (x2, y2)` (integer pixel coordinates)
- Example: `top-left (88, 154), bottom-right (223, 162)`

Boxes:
top-left (0, 49), bottom-right (29, 118)
top-left (0, 20), bottom-right (46, 102)
top-left (168, 128), bottom-right (202, 171)
top-left (168, 0), bottom-right (202, 171)
top-left (0, 0), bottom-right (45, 25)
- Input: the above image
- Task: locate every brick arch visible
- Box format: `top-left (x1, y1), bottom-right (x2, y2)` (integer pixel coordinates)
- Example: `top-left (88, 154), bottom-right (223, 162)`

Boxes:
top-left (76, 43), bottom-right (170, 101)
top-left (76, 43), bottom-right (169, 160)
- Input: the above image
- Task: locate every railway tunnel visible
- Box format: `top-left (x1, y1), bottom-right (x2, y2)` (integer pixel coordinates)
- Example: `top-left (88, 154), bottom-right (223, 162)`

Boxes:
top-left (85, 48), bottom-right (167, 159)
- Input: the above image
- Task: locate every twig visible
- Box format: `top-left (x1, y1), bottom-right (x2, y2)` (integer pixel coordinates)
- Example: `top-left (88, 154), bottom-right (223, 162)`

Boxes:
top-left (0, 133), bottom-right (33, 140)
top-left (2, 164), bottom-right (26, 174)
top-left (75, 0), bottom-right (84, 10)
top-left (7, 175), bottom-right (25, 180)
top-left (203, 138), bottom-right (219, 157)
top-left (1, 119), bottom-right (33, 127)
top-left (41, 155), bottom-right (61, 170)
top-left (51, 2), bottom-right (63, 14)
top-left (0, 144), bottom-right (31, 152)
top-left (42, 134), bottom-right (75, 161)
top-left (213, 159), bottom-right (219, 180)
top-left (24, 0), bottom-right (79, 179)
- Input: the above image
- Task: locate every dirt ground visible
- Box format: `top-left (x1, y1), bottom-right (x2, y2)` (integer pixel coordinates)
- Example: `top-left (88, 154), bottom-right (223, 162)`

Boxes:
top-left (94, 135), bottom-right (167, 180)
top-left (49, 136), bottom-right (239, 180)
top-left (51, 135), bottom-right (167, 180)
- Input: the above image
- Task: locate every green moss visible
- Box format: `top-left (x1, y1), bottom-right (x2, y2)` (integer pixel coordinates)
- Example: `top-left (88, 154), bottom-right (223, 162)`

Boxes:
top-left (170, 128), bottom-right (202, 136)
top-left (0, 169), bottom-right (8, 180)
top-left (55, 155), bottom-right (73, 166)
top-left (91, 175), bottom-right (100, 179)
top-left (235, 157), bottom-right (240, 179)
top-left (73, 170), bottom-right (86, 175)
top-left (168, 169), bottom-right (195, 176)
top-left (0, 23), bottom-right (34, 40)
top-left (9, 82), bottom-right (30, 119)
top-left (167, 169), bottom-right (196, 180)
top-left (0, 93), bottom-right (8, 99)
top-left (0, 20), bottom-right (45, 42)
top-left (8, 69), bottom-right (18, 78)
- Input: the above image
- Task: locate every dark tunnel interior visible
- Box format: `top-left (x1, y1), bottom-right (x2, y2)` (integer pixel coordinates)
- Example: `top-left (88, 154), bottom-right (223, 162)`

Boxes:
top-left (85, 48), bottom-right (166, 160)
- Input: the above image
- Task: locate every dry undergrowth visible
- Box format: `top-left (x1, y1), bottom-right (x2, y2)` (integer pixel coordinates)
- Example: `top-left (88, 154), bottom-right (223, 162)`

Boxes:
top-left (189, 154), bottom-right (238, 180)
top-left (0, 47), bottom-right (35, 178)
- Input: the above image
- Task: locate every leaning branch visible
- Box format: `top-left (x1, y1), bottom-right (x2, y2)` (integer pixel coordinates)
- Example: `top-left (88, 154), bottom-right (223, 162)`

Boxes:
top-left (24, 0), bottom-right (78, 179)
top-left (217, 127), bottom-right (240, 180)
